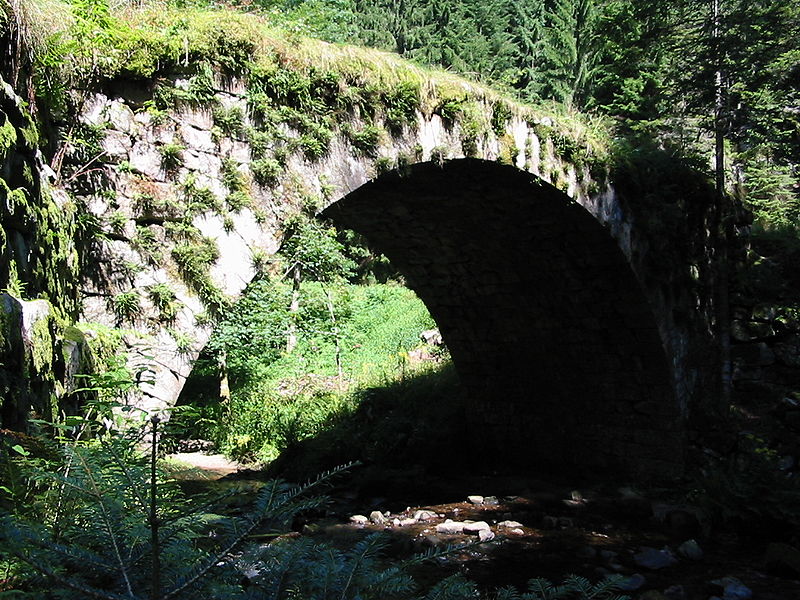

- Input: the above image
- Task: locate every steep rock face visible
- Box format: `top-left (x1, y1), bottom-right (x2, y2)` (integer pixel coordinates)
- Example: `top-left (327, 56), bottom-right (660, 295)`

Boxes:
top-left (0, 73), bottom-right (86, 428)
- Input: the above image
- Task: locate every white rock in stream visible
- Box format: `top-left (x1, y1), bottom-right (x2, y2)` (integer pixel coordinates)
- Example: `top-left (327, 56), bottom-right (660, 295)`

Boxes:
top-left (435, 520), bottom-right (465, 534)
top-left (462, 521), bottom-right (491, 535)
top-left (413, 510), bottom-right (438, 522)
top-left (398, 518), bottom-right (417, 527)
top-left (369, 511), bottom-right (386, 525)
top-left (350, 515), bottom-right (369, 525)
top-left (467, 495), bottom-right (484, 505)
top-left (478, 529), bottom-right (495, 542)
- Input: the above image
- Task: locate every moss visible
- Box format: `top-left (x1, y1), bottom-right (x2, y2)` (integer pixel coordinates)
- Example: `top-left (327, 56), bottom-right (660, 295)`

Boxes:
top-left (0, 114), bottom-right (16, 161)
top-left (498, 134), bottom-right (518, 166)
top-left (30, 309), bottom-right (55, 375)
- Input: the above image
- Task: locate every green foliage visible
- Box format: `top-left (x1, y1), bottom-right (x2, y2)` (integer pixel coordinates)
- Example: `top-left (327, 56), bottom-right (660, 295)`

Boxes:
top-left (687, 433), bottom-right (800, 532)
top-left (182, 174), bottom-right (221, 216)
top-left (221, 157), bottom-right (249, 193)
top-left (212, 104), bottom-right (246, 137)
top-left (347, 124), bottom-right (382, 157)
top-left (200, 278), bottom-right (437, 463)
top-left (279, 216), bottom-right (355, 282)
top-left (494, 575), bottom-right (629, 600)
top-left (109, 290), bottom-right (140, 324)
top-left (251, 157), bottom-right (283, 187)
top-left (158, 141), bottom-right (185, 174)
top-left (0, 426), bottom-right (348, 599)
top-left (147, 282), bottom-right (182, 323)
top-left (172, 237), bottom-right (230, 317)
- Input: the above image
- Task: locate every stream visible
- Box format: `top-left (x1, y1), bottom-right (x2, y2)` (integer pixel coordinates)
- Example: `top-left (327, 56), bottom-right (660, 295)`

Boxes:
top-left (165, 452), bottom-right (800, 599)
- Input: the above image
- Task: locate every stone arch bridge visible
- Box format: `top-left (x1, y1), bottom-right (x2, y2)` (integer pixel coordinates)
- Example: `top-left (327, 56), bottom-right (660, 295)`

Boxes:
top-left (41, 67), bottom-right (719, 479)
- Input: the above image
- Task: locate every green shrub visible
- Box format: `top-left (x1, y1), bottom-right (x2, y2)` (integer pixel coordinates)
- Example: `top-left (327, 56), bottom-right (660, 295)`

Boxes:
top-left (147, 282), bottom-right (182, 323)
top-left (158, 141), bottom-right (185, 174)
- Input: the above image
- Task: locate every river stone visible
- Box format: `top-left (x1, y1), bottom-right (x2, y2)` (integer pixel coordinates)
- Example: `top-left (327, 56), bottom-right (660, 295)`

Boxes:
top-left (509, 528), bottom-right (524, 535)
top-left (369, 511), bottom-right (386, 525)
top-left (349, 515), bottom-right (368, 525)
top-left (497, 520), bottom-right (523, 528)
top-left (398, 518), bottom-right (417, 527)
top-left (413, 510), bottom-right (437, 522)
top-left (677, 539), bottom-right (703, 561)
top-left (467, 495), bottom-right (484, 504)
top-left (435, 520), bottom-right (465, 534)
top-left (633, 546), bottom-right (677, 570)
top-left (462, 521), bottom-right (491, 535)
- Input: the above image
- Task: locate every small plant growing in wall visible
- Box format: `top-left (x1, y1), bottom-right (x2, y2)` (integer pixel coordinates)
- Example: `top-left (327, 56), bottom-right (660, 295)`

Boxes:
top-left (147, 283), bottom-right (182, 323)
top-left (110, 290), bottom-right (141, 324)
top-left (251, 157), bottom-right (282, 187)
top-left (158, 141), bottom-right (184, 174)
top-left (346, 124), bottom-right (382, 157)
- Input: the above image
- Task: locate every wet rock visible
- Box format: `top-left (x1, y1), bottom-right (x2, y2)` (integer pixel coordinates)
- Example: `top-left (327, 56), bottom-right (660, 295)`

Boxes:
top-left (541, 516), bottom-right (559, 529)
top-left (369, 511), bottom-right (386, 525)
top-left (710, 577), bottom-right (752, 600)
top-left (436, 520), bottom-right (465, 534)
top-left (397, 518), bottom-right (417, 527)
top-left (618, 573), bottom-right (646, 591)
top-left (484, 496), bottom-right (500, 505)
top-left (350, 515), bottom-right (368, 525)
top-left (765, 542), bottom-right (800, 576)
top-left (677, 539), bottom-right (703, 561)
top-left (413, 510), bottom-right (438, 522)
top-left (638, 592), bottom-right (666, 600)
top-left (467, 495), bottom-right (484, 505)
top-left (600, 550), bottom-right (618, 561)
top-left (462, 521), bottom-right (491, 535)
top-left (497, 520), bottom-right (523, 528)
top-left (664, 585), bottom-right (687, 600)
top-left (778, 455), bottom-right (795, 471)
top-left (509, 528), bottom-right (524, 535)
top-left (558, 517), bottom-right (574, 529)
top-left (478, 529), bottom-right (495, 542)
top-left (633, 547), bottom-right (677, 570)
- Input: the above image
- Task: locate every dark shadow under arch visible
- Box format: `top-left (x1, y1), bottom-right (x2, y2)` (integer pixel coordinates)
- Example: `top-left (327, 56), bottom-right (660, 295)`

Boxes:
top-left (322, 159), bottom-right (685, 479)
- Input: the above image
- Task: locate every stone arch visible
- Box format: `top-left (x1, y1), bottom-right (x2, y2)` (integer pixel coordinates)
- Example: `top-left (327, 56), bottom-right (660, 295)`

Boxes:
top-left (321, 158), bottom-right (684, 479)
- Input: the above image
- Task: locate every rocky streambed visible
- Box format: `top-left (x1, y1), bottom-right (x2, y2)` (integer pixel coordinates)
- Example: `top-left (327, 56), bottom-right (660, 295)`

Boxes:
top-left (168, 454), bottom-right (800, 599)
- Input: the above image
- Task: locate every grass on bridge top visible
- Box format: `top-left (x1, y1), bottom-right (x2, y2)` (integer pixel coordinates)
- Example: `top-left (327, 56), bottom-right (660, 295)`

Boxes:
top-left (3, 0), bottom-right (612, 166)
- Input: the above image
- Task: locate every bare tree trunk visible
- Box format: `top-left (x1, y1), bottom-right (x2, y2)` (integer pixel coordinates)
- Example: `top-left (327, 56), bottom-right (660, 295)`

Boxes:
top-left (286, 265), bottom-right (301, 353)
top-left (323, 287), bottom-right (343, 381)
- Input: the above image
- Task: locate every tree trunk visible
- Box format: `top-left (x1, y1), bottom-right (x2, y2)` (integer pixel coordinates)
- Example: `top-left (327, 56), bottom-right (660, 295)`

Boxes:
top-left (286, 264), bottom-right (301, 354)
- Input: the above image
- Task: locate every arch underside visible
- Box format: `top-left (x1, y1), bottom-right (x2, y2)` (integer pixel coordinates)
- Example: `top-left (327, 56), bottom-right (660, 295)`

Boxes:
top-left (323, 159), bottom-right (685, 479)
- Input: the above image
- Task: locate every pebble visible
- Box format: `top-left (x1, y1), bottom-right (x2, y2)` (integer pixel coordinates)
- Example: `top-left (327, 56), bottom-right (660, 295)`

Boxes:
top-left (435, 520), bottom-right (465, 534)
top-left (350, 515), bottom-right (368, 525)
top-left (462, 521), bottom-right (491, 535)
top-left (677, 539), bottom-right (703, 561)
top-left (467, 495), bottom-right (484, 505)
top-left (618, 573), bottom-right (646, 591)
top-left (478, 529), bottom-right (495, 542)
top-left (664, 585), bottom-right (687, 600)
top-left (369, 511), bottom-right (386, 525)
top-left (633, 546), bottom-right (678, 570)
